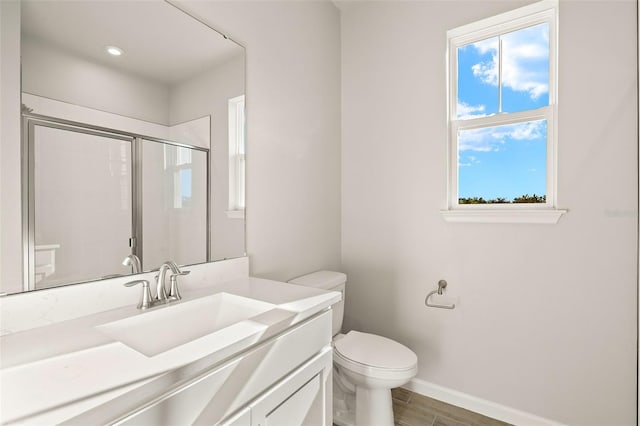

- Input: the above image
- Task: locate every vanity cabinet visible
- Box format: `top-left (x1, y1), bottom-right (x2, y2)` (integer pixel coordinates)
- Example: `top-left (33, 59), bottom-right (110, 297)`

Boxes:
top-left (110, 309), bottom-right (333, 426)
top-left (247, 348), bottom-right (331, 426)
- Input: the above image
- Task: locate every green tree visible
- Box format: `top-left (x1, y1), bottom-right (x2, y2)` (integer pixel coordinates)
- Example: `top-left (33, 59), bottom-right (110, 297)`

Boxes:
top-left (459, 194), bottom-right (546, 204)
top-left (512, 194), bottom-right (546, 203)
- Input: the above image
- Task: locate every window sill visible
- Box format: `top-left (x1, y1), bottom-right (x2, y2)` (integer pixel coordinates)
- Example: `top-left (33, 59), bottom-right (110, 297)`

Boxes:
top-left (440, 208), bottom-right (567, 224)
top-left (225, 210), bottom-right (245, 219)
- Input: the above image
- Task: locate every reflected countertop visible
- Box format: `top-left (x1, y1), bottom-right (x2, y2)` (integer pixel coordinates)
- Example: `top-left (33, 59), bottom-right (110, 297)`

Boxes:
top-left (0, 277), bottom-right (341, 425)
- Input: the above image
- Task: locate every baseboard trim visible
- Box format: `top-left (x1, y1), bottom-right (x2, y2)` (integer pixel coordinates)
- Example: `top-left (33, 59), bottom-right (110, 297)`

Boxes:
top-left (404, 378), bottom-right (566, 426)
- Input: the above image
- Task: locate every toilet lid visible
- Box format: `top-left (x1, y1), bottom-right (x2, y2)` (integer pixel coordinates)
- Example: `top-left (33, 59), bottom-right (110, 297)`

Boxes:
top-left (334, 331), bottom-right (417, 371)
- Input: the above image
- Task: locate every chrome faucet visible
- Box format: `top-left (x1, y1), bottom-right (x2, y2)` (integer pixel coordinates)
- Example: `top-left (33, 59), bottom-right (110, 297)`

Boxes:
top-left (125, 260), bottom-right (189, 309)
top-left (155, 261), bottom-right (190, 303)
top-left (122, 254), bottom-right (142, 274)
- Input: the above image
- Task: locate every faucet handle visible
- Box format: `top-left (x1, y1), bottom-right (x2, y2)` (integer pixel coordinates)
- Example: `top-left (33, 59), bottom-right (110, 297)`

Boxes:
top-left (124, 279), bottom-right (153, 310)
top-left (167, 274), bottom-right (183, 301)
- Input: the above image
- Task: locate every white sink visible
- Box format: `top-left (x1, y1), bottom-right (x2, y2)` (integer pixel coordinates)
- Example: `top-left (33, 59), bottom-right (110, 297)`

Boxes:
top-left (97, 292), bottom-right (275, 357)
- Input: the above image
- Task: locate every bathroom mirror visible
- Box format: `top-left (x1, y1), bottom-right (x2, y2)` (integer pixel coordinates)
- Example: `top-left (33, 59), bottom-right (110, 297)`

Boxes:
top-left (0, 0), bottom-right (246, 295)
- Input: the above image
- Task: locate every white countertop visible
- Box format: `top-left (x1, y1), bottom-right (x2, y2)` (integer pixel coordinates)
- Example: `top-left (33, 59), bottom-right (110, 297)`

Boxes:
top-left (0, 277), bottom-right (341, 425)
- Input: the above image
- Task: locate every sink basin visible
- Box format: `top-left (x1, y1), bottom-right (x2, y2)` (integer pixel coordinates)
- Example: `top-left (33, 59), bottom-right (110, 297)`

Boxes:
top-left (97, 292), bottom-right (275, 357)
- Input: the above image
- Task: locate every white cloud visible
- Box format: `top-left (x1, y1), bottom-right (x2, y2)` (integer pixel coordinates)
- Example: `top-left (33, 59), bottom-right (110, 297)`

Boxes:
top-left (458, 127), bottom-right (502, 152)
top-left (471, 60), bottom-right (498, 86)
top-left (501, 33), bottom-right (549, 99)
top-left (468, 24), bottom-right (549, 101)
top-left (458, 154), bottom-right (480, 168)
top-left (457, 102), bottom-right (488, 119)
top-left (459, 120), bottom-right (545, 152)
top-left (494, 120), bottom-right (545, 141)
top-left (472, 37), bottom-right (498, 55)
top-left (470, 38), bottom-right (498, 86)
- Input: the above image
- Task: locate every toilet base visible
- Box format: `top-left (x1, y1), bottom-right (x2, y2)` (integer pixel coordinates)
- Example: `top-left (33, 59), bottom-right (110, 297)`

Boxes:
top-left (333, 378), bottom-right (395, 426)
top-left (355, 386), bottom-right (394, 426)
top-left (334, 406), bottom-right (355, 426)
top-left (333, 375), bottom-right (356, 426)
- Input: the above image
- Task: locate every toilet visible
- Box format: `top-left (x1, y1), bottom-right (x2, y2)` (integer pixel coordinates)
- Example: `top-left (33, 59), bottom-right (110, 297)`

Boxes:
top-left (288, 271), bottom-right (417, 426)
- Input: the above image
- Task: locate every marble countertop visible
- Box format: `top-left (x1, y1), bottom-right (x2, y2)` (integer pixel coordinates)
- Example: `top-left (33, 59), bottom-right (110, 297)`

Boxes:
top-left (0, 277), bottom-right (340, 425)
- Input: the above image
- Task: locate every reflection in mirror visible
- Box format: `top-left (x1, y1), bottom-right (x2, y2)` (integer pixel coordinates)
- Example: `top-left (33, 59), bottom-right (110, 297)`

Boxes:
top-left (0, 0), bottom-right (246, 295)
top-left (23, 116), bottom-right (211, 291)
top-left (142, 140), bottom-right (209, 270)
top-left (28, 120), bottom-right (134, 290)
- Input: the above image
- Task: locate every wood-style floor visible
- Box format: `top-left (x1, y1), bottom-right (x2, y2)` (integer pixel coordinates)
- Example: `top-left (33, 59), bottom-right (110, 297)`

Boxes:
top-left (392, 388), bottom-right (513, 426)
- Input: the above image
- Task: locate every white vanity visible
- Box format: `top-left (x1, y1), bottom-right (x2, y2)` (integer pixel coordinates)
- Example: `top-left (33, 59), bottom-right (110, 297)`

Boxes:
top-left (0, 2), bottom-right (340, 423)
top-left (0, 258), bottom-right (341, 425)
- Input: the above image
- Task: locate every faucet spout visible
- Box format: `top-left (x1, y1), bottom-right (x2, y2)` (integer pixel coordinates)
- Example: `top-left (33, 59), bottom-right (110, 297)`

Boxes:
top-left (155, 263), bottom-right (171, 303)
top-left (122, 254), bottom-right (142, 274)
top-left (155, 261), bottom-right (190, 303)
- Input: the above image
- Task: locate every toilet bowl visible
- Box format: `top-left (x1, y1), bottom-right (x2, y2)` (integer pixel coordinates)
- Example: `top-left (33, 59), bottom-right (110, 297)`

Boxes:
top-left (333, 331), bottom-right (417, 426)
top-left (288, 271), bottom-right (418, 426)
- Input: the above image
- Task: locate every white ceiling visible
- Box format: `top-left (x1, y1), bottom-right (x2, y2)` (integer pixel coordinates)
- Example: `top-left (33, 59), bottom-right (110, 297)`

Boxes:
top-left (21, 0), bottom-right (244, 86)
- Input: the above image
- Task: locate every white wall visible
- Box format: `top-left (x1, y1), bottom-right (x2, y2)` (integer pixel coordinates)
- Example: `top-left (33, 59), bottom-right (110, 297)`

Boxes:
top-left (169, 54), bottom-right (246, 260)
top-left (341, 1), bottom-right (637, 425)
top-left (0, 0), bottom-right (23, 295)
top-left (173, 1), bottom-right (343, 279)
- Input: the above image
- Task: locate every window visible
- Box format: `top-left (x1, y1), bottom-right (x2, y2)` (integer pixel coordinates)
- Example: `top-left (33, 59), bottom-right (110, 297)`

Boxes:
top-left (165, 145), bottom-right (193, 209)
top-left (227, 95), bottom-right (245, 218)
top-left (442, 0), bottom-right (565, 223)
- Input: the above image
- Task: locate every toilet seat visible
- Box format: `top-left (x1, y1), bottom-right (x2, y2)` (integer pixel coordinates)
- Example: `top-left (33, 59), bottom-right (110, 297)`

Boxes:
top-left (333, 331), bottom-right (417, 379)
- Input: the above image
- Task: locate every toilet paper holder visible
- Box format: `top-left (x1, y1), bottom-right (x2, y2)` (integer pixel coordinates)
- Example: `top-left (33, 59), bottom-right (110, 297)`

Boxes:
top-left (425, 279), bottom-right (455, 310)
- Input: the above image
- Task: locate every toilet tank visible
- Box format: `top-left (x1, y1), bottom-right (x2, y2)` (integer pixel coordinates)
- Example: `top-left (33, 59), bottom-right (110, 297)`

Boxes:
top-left (288, 271), bottom-right (346, 337)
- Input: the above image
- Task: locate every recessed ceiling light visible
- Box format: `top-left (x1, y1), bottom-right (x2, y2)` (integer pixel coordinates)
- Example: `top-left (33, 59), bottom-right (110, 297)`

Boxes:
top-left (105, 46), bottom-right (123, 56)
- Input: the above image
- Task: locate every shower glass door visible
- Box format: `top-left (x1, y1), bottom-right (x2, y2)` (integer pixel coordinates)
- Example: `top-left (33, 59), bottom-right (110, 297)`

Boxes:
top-left (27, 121), bottom-right (134, 289)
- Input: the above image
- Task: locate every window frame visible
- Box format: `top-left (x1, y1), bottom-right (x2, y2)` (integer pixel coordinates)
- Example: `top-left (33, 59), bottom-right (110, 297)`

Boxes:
top-left (227, 94), bottom-right (245, 219)
top-left (441, 0), bottom-right (566, 224)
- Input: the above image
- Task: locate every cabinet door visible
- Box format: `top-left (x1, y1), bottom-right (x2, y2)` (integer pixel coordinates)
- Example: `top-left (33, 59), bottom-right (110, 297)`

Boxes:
top-left (264, 374), bottom-right (321, 425)
top-left (221, 407), bottom-right (250, 426)
top-left (251, 347), bottom-right (332, 426)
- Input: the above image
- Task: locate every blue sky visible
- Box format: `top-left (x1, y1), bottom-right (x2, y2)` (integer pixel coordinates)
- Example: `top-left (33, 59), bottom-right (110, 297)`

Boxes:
top-left (456, 23), bottom-right (549, 201)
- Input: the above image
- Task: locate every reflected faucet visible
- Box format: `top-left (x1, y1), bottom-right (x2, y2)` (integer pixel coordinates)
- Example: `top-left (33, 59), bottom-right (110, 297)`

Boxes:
top-left (122, 254), bottom-right (142, 274)
top-left (155, 261), bottom-right (190, 303)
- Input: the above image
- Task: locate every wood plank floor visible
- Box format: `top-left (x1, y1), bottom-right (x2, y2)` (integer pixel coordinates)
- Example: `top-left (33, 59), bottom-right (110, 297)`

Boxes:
top-left (391, 388), bottom-right (513, 426)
